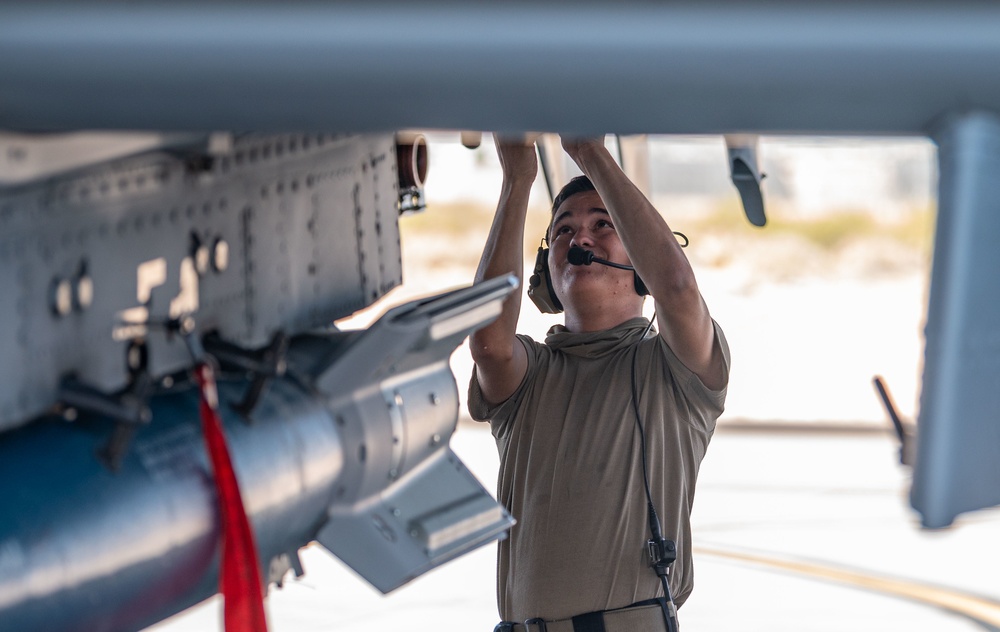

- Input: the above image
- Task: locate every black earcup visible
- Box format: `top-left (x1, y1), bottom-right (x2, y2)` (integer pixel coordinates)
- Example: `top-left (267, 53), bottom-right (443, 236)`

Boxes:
top-left (526, 245), bottom-right (563, 314)
top-left (633, 272), bottom-right (648, 297)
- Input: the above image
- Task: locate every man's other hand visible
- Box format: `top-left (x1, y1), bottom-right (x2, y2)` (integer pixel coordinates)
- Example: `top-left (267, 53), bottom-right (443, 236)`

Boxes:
top-left (495, 133), bottom-right (540, 183)
top-left (560, 135), bottom-right (606, 162)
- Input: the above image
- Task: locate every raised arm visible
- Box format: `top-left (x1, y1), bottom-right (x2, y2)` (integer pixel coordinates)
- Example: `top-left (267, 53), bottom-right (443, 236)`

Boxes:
top-left (469, 136), bottom-right (537, 405)
top-left (562, 138), bottom-right (727, 391)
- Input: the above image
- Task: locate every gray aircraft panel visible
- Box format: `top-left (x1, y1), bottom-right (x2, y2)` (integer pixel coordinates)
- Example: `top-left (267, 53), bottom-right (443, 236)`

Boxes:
top-left (0, 134), bottom-right (401, 432)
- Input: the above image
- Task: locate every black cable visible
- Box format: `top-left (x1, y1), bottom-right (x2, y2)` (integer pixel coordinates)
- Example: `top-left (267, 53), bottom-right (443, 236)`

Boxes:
top-left (630, 318), bottom-right (657, 512)
top-left (630, 314), bottom-right (679, 632)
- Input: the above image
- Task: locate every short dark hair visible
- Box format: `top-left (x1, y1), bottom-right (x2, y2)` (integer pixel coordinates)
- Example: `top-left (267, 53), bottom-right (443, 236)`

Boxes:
top-left (547, 175), bottom-right (596, 240)
top-left (551, 175), bottom-right (596, 215)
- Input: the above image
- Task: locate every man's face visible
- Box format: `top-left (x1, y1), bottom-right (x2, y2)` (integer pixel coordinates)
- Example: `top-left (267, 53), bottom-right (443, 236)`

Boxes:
top-left (547, 190), bottom-right (636, 305)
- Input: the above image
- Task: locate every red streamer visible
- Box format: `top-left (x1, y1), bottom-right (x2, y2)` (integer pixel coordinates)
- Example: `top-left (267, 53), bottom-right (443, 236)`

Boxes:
top-left (194, 363), bottom-right (269, 632)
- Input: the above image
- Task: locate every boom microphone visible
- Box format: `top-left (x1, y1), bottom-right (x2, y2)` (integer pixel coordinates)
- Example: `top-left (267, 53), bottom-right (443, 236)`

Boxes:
top-left (567, 245), bottom-right (648, 296)
top-left (567, 245), bottom-right (635, 270)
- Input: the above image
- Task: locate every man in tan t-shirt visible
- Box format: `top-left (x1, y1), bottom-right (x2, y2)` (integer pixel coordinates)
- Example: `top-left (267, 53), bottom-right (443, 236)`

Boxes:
top-left (469, 136), bottom-right (730, 632)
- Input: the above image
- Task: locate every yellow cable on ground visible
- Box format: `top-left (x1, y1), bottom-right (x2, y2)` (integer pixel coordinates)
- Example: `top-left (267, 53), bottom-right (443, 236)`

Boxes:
top-left (696, 545), bottom-right (1000, 627)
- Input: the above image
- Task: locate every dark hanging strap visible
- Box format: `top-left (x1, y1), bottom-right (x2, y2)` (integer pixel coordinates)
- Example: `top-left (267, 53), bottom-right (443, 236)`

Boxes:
top-left (194, 363), bottom-right (269, 632)
top-left (571, 611), bottom-right (607, 632)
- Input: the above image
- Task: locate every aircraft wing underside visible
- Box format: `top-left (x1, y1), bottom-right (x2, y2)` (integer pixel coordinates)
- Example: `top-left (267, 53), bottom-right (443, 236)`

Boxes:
top-left (2, 2), bottom-right (1000, 135)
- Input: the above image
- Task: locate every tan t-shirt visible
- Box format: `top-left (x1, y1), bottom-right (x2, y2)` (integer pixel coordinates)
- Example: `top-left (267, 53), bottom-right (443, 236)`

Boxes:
top-left (469, 317), bottom-right (730, 623)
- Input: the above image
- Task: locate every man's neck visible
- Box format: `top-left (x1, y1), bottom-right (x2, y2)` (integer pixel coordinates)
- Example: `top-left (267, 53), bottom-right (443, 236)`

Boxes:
top-left (563, 301), bottom-right (643, 333)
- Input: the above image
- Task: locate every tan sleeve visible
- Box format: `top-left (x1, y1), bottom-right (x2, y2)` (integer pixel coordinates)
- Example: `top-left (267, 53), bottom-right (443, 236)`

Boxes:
top-left (467, 335), bottom-right (535, 427)
top-left (656, 319), bottom-right (731, 418)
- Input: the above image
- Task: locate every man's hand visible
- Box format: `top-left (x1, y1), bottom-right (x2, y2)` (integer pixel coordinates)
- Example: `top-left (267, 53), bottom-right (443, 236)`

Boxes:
top-left (560, 136), bottom-right (606, 163)
top-left (495, 133), bottom-right (540, 183)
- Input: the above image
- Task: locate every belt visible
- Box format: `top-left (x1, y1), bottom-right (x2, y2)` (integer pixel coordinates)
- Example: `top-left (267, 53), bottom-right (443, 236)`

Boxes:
top-left (495, 598), bottom-right (669, 632)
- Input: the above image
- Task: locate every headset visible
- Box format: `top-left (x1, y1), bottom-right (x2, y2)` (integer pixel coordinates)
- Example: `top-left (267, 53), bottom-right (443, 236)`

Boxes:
top-left (526, 234), bottom-right (687, 314)
top-left (526, 239), bottom-right (564, 313)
